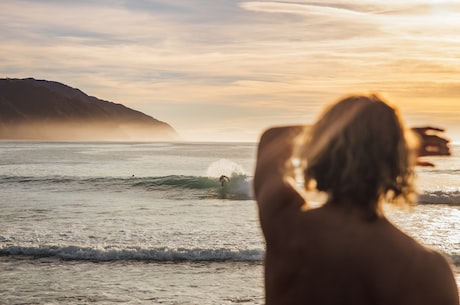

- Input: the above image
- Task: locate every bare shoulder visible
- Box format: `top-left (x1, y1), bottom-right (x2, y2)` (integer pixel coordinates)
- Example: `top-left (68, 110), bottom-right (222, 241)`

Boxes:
top-left (410, 248), bottom-right (459, 305)
top-left (379, 221), bottom-right (459, 304)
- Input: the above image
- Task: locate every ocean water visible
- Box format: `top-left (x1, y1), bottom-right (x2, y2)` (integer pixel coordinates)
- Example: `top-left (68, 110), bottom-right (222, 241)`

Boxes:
top-left (0, 141), bottom-right (459, 305)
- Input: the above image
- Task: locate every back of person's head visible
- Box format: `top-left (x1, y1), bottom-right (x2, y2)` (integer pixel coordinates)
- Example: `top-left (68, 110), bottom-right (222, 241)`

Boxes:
top-left (302, 95), bottom-right (418, 218)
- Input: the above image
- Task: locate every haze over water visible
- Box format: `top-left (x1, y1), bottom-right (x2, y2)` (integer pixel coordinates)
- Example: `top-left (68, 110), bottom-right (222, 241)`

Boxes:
top-left (2, 0), bottom-right (460, 141)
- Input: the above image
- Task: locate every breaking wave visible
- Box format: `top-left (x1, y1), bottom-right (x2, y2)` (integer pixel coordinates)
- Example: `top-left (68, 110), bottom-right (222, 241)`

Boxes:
top-left (4, 174), bottom-right (460, 204)
top-left (1, 244), bottom-right (457, 266)
top-left (417, 190), bottom-right (460, 205)
top-left (0, 173), bottom-right (254, 200)
top-left (0, 245), bottom-right (263, 262)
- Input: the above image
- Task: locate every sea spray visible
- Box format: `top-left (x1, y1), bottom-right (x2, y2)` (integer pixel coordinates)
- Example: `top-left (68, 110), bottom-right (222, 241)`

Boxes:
top-left (206, 159), bottom-right (246, 178)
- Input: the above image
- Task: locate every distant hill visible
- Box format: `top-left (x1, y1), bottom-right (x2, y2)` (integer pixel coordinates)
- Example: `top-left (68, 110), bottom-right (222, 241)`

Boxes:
top-left (0, 78), bottom-right (179, 141)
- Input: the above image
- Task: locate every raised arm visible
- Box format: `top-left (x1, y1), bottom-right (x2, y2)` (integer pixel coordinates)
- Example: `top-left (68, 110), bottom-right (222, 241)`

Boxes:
top-left (254, 126), bottom-right (306, 232)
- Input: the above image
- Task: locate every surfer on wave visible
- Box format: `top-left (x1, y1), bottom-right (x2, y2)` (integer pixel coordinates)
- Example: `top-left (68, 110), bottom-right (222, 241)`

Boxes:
top-left (219, 175), bottom-right (230, 187)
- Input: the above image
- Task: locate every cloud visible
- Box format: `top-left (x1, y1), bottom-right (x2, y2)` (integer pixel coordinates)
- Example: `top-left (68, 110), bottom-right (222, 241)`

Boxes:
top-left (239, 1), bottom-right (370, 17)
top-left (2, 0), bottom-right (460, 141)
top-left (240, 0), bottom-right (460, 16)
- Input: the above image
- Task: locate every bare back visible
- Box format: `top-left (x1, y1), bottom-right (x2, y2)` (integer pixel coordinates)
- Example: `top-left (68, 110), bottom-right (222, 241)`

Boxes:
top-left (254, 126), bottom-right (459, 305)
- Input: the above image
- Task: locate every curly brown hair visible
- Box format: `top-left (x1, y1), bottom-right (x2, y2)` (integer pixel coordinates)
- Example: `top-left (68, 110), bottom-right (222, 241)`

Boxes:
top-left (301, 95), bottom-right (418, 218)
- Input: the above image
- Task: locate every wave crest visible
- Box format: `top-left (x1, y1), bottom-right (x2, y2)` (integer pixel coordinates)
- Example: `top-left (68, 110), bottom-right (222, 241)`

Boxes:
top-left (4, 175), bottom-right (460, 204)
top-left (0, 245), bottom-right (263, 262)
top-left (0, 174), bottom-right (254, 200)
top-left (2, 245), bottom-right (458, 267)
top-left (418, 190), bottom-right (460, 205)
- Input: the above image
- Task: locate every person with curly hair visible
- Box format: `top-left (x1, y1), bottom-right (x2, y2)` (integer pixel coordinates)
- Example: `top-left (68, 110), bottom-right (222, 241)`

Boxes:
top-left (254, 95), bottom-right (458, 305)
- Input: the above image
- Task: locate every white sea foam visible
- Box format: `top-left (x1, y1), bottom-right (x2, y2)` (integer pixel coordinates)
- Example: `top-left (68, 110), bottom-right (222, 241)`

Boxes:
top-left (418, 190), bottom-right (460, 205)
top-left (0, 245), bottom-right (264, 262)
top-left (206, 159), bottom-right (246, 178)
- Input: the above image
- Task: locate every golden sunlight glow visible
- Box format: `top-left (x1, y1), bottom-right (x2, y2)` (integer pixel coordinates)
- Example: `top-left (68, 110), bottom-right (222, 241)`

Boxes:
top-left (1, 0), bottom-right (460, 141)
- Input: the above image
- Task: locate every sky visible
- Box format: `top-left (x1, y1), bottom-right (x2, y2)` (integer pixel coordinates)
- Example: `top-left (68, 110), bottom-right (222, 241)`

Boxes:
top-left (1, 0), bottom-right (460, 142)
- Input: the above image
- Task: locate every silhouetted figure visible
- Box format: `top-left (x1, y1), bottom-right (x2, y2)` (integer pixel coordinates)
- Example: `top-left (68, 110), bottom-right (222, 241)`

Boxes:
top-left (254, 95), bottom-right (458, 305)
top-left (219, 175), bottom-right (230, 187)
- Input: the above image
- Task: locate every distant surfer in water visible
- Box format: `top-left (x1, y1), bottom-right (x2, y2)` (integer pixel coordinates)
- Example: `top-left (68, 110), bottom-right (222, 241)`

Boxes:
top-left (219, 175), bottom-right (230, 187)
